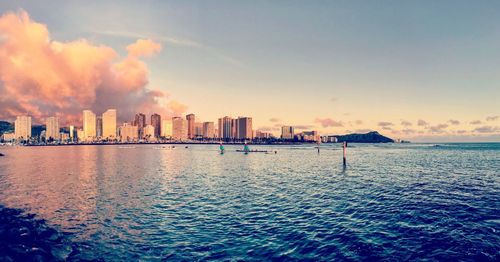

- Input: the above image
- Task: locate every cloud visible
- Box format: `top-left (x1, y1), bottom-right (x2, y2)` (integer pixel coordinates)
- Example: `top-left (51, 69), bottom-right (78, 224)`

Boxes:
top-left (0, 10), bottom-right (185, 124)
top-left (486, 115), bottom-right (499, 121)
top-left (417, 119), bottom-right (429, 126)
top-left (258, 126), bottom-right (280, 132)
top-left (92, 29), bottom-right (243, 66)
top-left (473, 126), bottom-right (500, 133)
top-left (378, 121), bottom-right (393, 127)
top-left (470, 120), bottom-right (482, 125)
top-left (167, 100), bottom-right (188, 116)
top-left (402, 129), bottom-right (416, 134)
top-left (126, 39), bottom-right (161, 57)
top-left (456, 130), bottom-right (467, 134)
top-left (355, 120), bottom-right (363, 125)
top-left (381, 126), bottom-right (392, 130)
top-left (330, 97), bottom-right (337, 103)
top-left (428, 124), bottom-right (449, 133)
top-left (295, 125), bottom-right (315, 130)
top-left (400, 120), bottom-right (412, 126)
top-left (269, 118), bottom-right (280, 123)
top-left (314, 118), bottom-right (343, 128)
top-left (448, 119), bottom-right (460, 125)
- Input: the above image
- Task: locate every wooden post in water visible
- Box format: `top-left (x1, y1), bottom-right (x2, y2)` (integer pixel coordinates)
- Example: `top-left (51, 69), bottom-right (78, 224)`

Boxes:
top-left (343, 141), bottom-right (347, 167)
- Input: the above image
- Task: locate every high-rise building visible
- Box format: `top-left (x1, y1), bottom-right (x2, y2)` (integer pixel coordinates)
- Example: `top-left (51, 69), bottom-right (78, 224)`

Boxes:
top-left (83, 110), bottom-right (96, 141)
top-left (172, 117), bottom-right (188, 140)
top-left (14, 116), bottom-right (32, 140)
top-left (218, 116), bottom-right (233, 139)
top-left (231, 118), bottom-right (238, 139)
top-left (300, 131), bottom-right (320, 142)
top-left (202, 122), bottom-right (215, 138)
top-left (45, 116), bottom-right (59, 140)
top-left (186, 114), bottom-right (195, 139)
top-left (96, 116), bottom-right (103, 138)
top-left (161, 119), bottom-right (173, 138)
top-left (102, 109), bottom-right (117, 139)
top-left (151, 113), bottom-right (161, 138)
top-left (144, 124), bottom-right (155, 138)
top-left (119, 123), bottom-right (138, 142)
top-left (194, 122), bottom-right (203, 138)
top-left (281, 126), bottom-right (295, 140)
top-left (77, 129), bottom-right (85, 141)
top-left (236, 117), bottom-right (253, 140)
top-left (134, 113), bottom-right (146, 138)
top-left (69, 125), bottom-right (75, 140)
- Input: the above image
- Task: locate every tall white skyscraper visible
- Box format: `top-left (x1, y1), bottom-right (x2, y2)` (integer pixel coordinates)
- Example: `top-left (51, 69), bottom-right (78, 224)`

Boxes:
top-left (102, 109), bottom-right (117, 139)
top-left (69, 125), bottom-right (75, 140)
top-left (172, 117), bottom-right (188, 140)
top-left (45, 116), bottom-right (59, 140)
top-left (161, 119), bottom-right (173, 138)
top-left (83, 110), bottom-right (96, 141)
top-left (14, 116), bottom-right (31, 140)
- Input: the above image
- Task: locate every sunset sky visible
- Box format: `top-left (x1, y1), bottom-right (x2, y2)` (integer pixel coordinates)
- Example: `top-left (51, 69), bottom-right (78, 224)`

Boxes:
top-left (0, 1), bottom-right (499, 142)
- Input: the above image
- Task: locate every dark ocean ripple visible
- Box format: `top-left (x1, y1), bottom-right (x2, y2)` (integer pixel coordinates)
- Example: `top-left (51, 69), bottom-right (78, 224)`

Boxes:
top-left (0, 143), bottom-right (499, 261)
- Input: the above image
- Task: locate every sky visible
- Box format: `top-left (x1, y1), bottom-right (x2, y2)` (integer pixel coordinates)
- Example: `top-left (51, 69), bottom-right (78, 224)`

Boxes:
top-left (0, 0), bottom-right (499, 142)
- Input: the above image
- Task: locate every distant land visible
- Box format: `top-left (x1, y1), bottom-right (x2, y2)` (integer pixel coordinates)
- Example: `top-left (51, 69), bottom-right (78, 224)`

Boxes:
top-left (0, 121), bottom-right (12, 134)
top-left (334, 131), bottom-right (394, 143)
top-left (0, 121), bottom-right (395, 143)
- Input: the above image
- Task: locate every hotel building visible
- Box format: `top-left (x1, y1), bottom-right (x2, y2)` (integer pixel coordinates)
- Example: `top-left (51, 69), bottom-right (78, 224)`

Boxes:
top-left (45, 116), bottom-right (59, 140)
top-left (172, 117), bottom-right (188, 140)
top-left (102, 109), bottom-right (117, 139)
top-left (281, 126), bottom-right (295, 140)
top-left (151, 113), bottom-right (161, 138)
top-left (83, 110), bottom-right (96, 141)
top-left (186, 114), bottom-right (195, 139)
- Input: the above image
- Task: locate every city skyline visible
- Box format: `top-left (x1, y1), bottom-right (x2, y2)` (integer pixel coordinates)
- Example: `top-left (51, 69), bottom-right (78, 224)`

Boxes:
top-left (4, 109), bottom-right (332, 143)
top-left (0, 2), bottom-right (499, 142)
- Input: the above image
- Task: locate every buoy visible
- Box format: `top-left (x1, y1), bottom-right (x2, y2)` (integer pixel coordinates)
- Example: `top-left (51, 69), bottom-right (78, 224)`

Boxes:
top-left (243, 141), bottom-right (250, 154)
top-left (219, 142), bottom-right (225, 154)
top-left (343, 141), bottom-right (347, 167)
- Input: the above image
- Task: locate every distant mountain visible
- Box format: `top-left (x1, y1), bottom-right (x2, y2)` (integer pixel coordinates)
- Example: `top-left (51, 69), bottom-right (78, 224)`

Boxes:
top-left (334, 131), bottom-right (394, 143)
top-left (0, 121), bottom-right (13, 135)
top-left (32, 125), bottom-right (45, 137)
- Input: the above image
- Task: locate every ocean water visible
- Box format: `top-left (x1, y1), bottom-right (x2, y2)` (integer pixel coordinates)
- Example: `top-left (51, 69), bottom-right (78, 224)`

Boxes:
top-left (0, 143), bottom-right (498, 261)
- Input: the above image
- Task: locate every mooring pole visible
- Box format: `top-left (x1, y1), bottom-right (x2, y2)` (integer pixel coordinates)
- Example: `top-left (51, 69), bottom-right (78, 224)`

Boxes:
top-left (343, 141), bottom-right (347, 167)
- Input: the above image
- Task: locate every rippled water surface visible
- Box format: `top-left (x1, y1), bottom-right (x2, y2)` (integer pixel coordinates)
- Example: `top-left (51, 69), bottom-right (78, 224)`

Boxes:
top-left (0, 143), bottom-right (499, 260)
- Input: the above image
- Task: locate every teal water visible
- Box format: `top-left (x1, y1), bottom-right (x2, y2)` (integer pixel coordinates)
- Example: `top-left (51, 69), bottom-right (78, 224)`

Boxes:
top-left (0, 143), bottom-right (499, 260)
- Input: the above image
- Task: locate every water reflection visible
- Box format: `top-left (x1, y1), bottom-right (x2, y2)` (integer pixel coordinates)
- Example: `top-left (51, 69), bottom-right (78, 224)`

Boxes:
top-left (0, 143), bottom-right (498, 260)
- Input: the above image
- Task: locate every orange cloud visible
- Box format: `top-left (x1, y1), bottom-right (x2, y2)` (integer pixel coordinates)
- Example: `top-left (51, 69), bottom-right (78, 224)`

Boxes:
top-left (167, 100), bottom-right (188, 116)
top-left (126, 39), bottom-right (162, 58)
top-left (0, 10), bottom-right (183, 125)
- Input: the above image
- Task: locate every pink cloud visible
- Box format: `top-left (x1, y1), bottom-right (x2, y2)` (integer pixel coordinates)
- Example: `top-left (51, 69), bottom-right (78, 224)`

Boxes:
top-left (126, 39), bottom-right (162, 58)
top-left (314, 118), bottom-right (343, 128)
top-left (0, 10), bottom-right (183, 125)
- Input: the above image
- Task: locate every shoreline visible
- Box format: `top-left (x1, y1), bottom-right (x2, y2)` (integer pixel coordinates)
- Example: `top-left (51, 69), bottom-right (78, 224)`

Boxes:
top-left (9, 141), bottom-right (331, 147)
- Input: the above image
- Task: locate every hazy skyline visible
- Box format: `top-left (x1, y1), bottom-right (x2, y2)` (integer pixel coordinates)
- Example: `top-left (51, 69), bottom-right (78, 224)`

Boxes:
top-left (0, 1), bottom-right (499, 142)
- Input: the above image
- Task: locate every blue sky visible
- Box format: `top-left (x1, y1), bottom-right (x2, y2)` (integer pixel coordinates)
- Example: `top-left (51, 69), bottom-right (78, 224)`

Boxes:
top-left (1, 0), bottom-right (499, 141)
